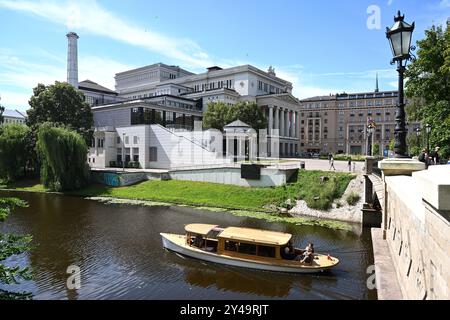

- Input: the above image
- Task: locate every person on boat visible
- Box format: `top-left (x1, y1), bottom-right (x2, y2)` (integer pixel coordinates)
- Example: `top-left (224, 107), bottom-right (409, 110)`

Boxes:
top-left (281, 242), bottom-right (296, 260)
top-left (299, 243), bottom-right (314, 264)
top-left (193, 234), bottom-right (204, 248)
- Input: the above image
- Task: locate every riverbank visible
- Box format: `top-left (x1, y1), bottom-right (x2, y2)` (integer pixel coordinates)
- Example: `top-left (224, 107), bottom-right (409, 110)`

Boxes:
top-left (1, 170), bottom-right (358, 231)
top-left (289, 175), bottom-right (364, 223)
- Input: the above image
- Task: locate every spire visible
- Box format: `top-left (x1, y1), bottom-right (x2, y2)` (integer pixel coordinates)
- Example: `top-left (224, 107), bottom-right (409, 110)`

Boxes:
top-left (375, 72), bottom-right (379, 93)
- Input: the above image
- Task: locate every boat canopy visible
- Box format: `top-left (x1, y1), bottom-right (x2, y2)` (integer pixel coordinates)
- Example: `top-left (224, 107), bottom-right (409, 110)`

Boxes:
top-left (218, 227), bottom-right (292, 246)
top-left (185, 224), bottom-right (218, 236)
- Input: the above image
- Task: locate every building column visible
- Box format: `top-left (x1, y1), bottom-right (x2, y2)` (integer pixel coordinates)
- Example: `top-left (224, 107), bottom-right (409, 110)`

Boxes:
top-left (268, 105), bottom-right (274, 136)
top-left (284, 109), bottom-right (289, 137)
top-left (280, 108), bottom-right (285, 138)
top-left (274, 106), bottom-right (279, 131)
top-left (288, 110), bottom-right (293, 138)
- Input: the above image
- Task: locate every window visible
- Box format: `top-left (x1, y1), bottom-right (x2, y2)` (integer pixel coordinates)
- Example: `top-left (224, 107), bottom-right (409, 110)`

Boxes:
top-left (117, 137), bottom-right (121, 144)
top-left (238, 242), bottom-right (257, 255)
top-left (257, 245), bottom-right (275, 258)
top-left (225, 240), bottom-right (238, 252)
top-left (133, 148), bottom-right (139, 162)
top-left (125, 136), bottom-right (129, 144)
top-left (149, 147), bottom-right (158, 162)
top-left (97, 139), bottom-right (104, 148)
top-left (133, 136), bottom-right (138, 144)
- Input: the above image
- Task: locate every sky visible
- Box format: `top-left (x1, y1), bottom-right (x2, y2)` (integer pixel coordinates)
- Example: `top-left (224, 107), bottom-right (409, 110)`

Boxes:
top-left (0, 0), bottom-right (449, 111)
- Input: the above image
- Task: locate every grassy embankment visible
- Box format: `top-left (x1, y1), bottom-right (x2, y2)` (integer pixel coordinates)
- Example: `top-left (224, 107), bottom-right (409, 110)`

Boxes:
top-left (2, 171), bottom-right (354, 211)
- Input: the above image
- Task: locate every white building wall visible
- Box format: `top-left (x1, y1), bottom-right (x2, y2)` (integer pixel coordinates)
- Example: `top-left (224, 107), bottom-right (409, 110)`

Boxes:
top-left (148, 125), bottom-right (229, 169)
top-left (94, 108), bottom-right (131, 128)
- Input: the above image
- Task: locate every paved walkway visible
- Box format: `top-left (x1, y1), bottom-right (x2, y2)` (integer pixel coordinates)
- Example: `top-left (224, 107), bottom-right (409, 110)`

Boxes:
top-left (371, 228), bottom-right (403, 300)
top-left (300, 159), bottom-right (365, 173)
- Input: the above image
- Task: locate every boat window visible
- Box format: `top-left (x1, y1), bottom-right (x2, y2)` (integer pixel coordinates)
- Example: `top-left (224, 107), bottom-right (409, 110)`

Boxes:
top-left (238, 243), bottom-right (257, 256)
top-left (206, 227), bottom-right (224, 239)
top-left (257, 245), bottom-right (276, 258)
top-left (224, 240), bottom-right (238, 252)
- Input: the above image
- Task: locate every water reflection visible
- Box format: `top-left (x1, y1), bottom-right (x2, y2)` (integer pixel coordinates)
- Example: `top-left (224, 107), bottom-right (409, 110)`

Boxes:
top-left (0, 191), bottom-right (375, 300)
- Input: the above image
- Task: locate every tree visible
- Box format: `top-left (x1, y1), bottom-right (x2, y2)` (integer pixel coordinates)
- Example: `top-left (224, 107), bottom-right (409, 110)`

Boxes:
top-left (27, 82), bottom-right (93, 143)
top-left (0, 124), bottom-right (31, 182)
top-left (37, 123), bottom-right (89, 191)
top-left (203, 101), bottom-right (267, 131)
top-left (372, 143), bottom-right (380, 157)
top-left (389, 139), bottom-right (395, 151)
top-left (0, 104), bottom-right (4, 124)
top-left (202, 102), bottom-right (234, 131)
top-left (405, 23), bottom-right (450, 159)
top-left (231, 101), bottom-right (267, 131)
top-left (0, 197), bottom-right (32, 299)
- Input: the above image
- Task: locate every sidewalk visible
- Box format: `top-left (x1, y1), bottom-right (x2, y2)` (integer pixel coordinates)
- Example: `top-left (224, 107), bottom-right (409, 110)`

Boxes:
top-left (371, 228), bottom-right (403, 300)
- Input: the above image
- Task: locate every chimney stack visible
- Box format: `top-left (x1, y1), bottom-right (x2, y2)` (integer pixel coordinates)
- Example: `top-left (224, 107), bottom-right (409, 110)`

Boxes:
top-left (66, 32), bottom-right (79, 89)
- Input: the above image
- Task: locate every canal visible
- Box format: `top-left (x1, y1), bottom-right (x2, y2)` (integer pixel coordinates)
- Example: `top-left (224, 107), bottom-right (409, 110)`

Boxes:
top-left (0, 191), bottom-right (377, 300)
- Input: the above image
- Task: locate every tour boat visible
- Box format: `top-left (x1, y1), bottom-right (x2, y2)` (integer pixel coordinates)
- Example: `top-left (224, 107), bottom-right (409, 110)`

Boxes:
top-left (160, 224), bottom-right (339, 274)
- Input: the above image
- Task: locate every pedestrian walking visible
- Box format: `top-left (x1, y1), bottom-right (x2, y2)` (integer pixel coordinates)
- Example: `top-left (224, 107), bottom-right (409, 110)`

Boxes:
top-left (352, 161), bottom-right (356, 172)
top-left (329, 155), bottom-right (336, 171)
top-left (348, 158), bottom-right (352, 172)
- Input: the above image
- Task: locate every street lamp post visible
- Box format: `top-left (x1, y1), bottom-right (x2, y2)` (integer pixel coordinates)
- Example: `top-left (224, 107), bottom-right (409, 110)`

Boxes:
top-left (122, 133), bottom-right (125, 172)
top-left (425, 124), bottom-right (432, 152)
top-left (386, 11), bottom-right (415, 158)
top-left (366, 123), bottom-right (374, 156)
top-left (415, 127), bottom-right (421, 148)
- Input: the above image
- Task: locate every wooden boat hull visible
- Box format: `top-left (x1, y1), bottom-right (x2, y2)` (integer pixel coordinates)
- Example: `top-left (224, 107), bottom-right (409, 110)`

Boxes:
top-left (161, 233), bottom-right (339, 274)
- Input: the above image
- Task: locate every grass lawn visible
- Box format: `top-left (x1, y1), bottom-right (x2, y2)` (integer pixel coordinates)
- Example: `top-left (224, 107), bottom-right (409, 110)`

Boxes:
top-left (2, 171), bottom-right (355, 212)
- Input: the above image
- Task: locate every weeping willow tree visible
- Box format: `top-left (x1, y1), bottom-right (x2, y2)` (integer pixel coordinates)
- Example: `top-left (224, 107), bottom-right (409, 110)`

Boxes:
top-left (37, 123), bottom-right (89, 191)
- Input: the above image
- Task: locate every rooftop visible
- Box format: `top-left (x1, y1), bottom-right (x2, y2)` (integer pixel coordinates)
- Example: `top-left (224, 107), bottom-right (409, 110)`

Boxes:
top-left (79, 80), bottom-right (118, 95)
top-left (2, 109), bottom-right (26, 119)
top-left (219, 226), bottom-right (292, 246)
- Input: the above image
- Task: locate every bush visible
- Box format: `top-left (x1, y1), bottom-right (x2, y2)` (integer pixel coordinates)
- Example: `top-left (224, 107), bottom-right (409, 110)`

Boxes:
top-left (346, 192), bottom-right (361, 206)
top-left (37, 123), bottom-right (89, 191)
top-left (0, 124), bottom-right (31, 182)
top-left (287, 171), bottom-right (356, 210)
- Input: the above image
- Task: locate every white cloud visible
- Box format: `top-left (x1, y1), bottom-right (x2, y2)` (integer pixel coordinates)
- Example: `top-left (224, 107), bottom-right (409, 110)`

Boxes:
top-left (78, 56), bottom-right (135, 90)
top-left (0, 90), bottom-right (31, 110)
top-left (0, 0), bottom-right (215, 70)
top-left (0, 49), bottom-right (135, 108)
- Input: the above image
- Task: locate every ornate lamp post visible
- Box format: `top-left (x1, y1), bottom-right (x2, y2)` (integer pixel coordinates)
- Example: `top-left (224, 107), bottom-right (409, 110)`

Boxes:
top-left (415, 127), bottom-right (421, 148)
top-left (425, 124), bottom-right (432, 152)
top-left (366, 123), bottom-right (374, 156)
top-left (386, 11), bottom-right (415, 158)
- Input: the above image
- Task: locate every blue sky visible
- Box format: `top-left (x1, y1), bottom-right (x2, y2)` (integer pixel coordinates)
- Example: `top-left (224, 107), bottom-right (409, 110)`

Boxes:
top-left (0, 0), bottom-right (449, 111)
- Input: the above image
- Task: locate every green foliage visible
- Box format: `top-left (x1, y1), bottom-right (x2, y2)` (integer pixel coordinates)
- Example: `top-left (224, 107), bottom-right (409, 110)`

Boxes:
top-left (203, 101), bottom-right (267, 131)
top-left (405, 24), bottom-right (450, 158)
top-left (321, 154), bottom-right (365, 162)
top-left (37, 123), bottom-right (89, 191)
top-left (346, 192), bottom-right (361, 206)
top-left (232, 101), bottom-right (267, 130)
top-left (202, 102), bottom-right (234, 131)
top-left (0, 104), bottom-right (4, 123)
top-left (389, 139), bottom-right (395, 151)
top-left (0, 197), bottom-right (32, 299)
top-left (372, 143), bottom-right (380, 157)
top-left (27, 82), bottom-right (94, 143)
top-left (0, 124), bottom-right (31, 182)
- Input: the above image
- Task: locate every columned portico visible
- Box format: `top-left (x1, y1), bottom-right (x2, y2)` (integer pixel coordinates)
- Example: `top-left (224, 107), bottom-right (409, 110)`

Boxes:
top-left (274, 106), bottom-right (279, 131)
top-left (268, 105), bottom-right (274, 135)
